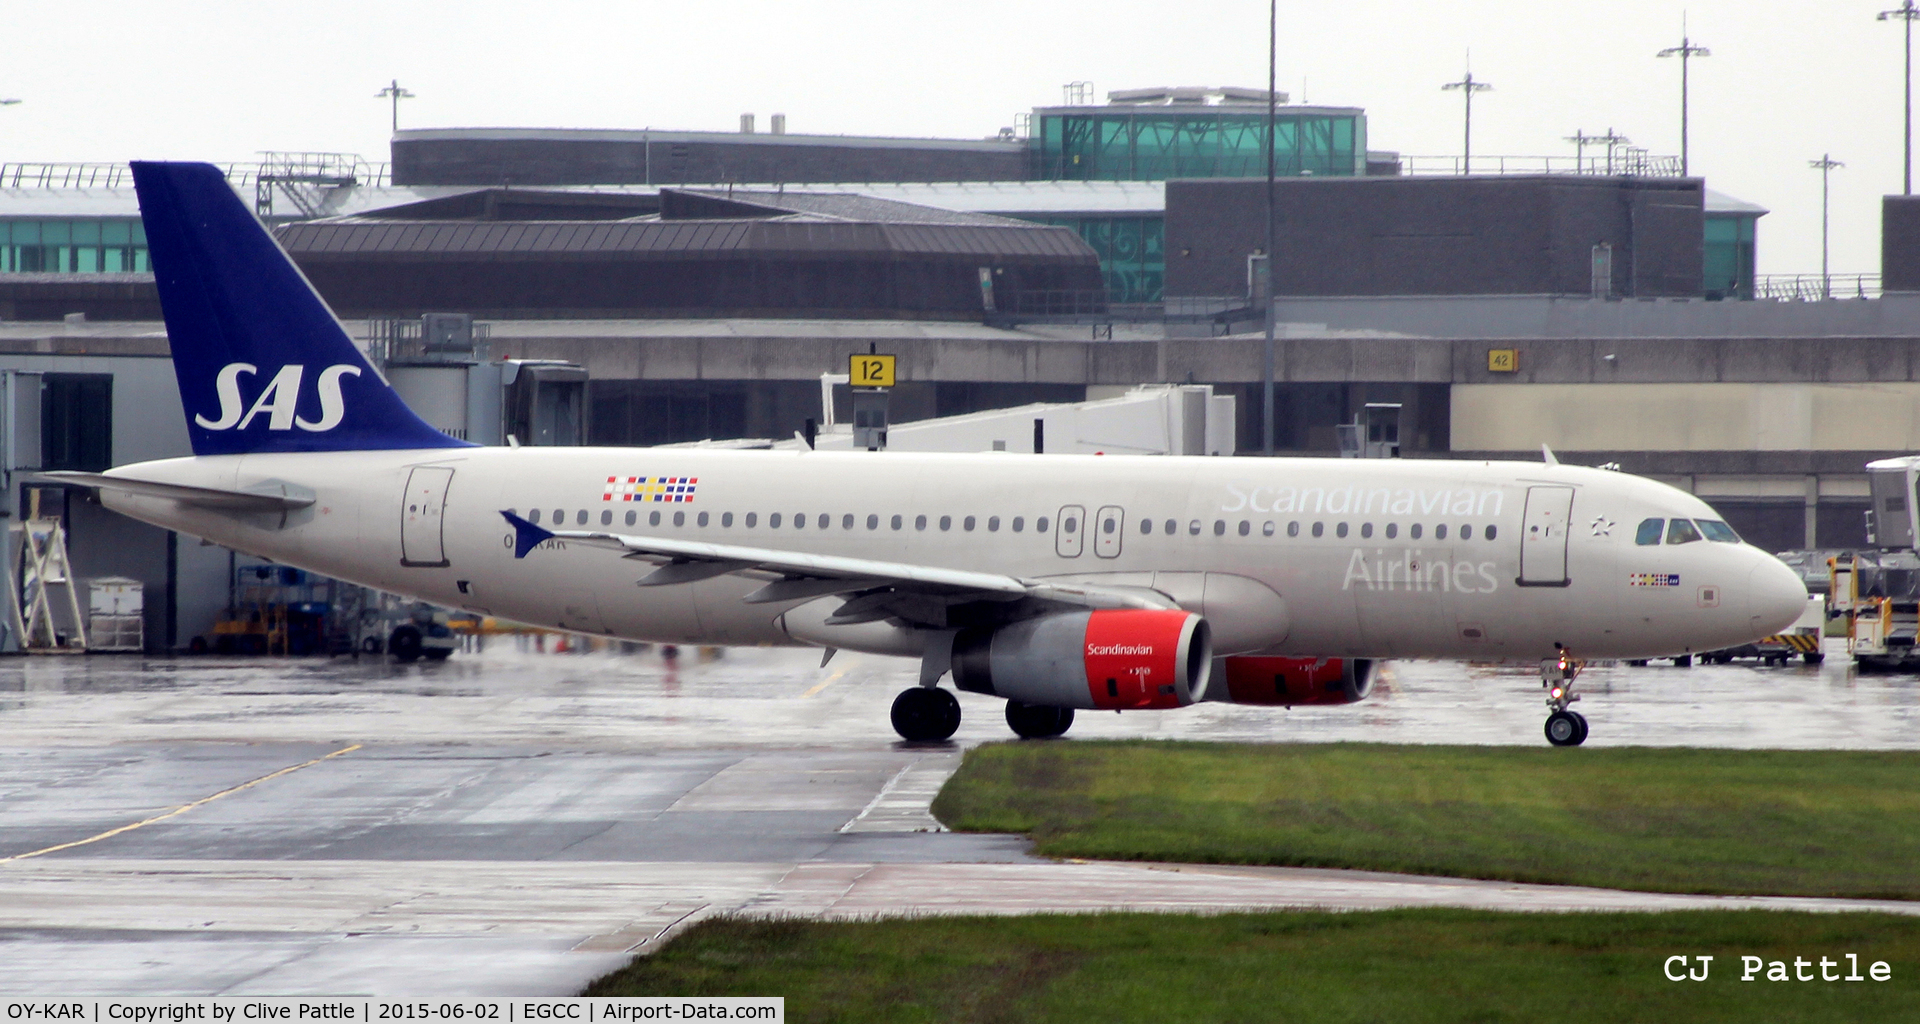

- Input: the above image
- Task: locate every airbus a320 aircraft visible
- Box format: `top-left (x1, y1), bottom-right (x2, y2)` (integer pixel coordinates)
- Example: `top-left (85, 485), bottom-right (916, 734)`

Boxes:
top-left (49, 162), bottom-right (1807, 747)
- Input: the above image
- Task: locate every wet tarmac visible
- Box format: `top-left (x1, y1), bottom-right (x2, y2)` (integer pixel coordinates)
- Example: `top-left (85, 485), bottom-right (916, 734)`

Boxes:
top-left (1, 642), bottom-right (1917, 996)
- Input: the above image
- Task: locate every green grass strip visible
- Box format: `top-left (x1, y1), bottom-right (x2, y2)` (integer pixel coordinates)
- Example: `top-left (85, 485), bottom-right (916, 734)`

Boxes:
top-left (930, 741), bottom-right (1920, 899)
top-left (587, 909), bottom-right (1920, 1022)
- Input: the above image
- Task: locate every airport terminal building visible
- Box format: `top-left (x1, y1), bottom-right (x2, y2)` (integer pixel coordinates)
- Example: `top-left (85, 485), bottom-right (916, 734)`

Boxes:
top-left (0, 85), bottom-right (1914, 647)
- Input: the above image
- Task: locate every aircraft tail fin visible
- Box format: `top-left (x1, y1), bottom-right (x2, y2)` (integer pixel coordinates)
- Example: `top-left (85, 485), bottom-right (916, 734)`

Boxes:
top-left (130, 161), bottom-right (471, 456)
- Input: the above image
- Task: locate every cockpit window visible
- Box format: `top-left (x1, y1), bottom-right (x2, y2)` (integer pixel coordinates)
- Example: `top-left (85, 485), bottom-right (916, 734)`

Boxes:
top-left (1696, 519), bottom-right (1741, 543)
top-left (1666, 518), bottom-right (1703, 545)
top-left (1635, 518), bottom-right (1664, 545)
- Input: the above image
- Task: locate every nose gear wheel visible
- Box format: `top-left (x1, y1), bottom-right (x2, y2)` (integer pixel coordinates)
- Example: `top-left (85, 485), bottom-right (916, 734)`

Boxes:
top-left (1542, 648), bottom-right (1589, 747)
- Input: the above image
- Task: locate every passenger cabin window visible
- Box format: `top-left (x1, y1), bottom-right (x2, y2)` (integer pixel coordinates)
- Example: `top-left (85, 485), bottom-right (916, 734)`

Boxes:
top-left (1140, 518), bottom-right (1153, 535)
top-left (1667, 518), bottom-right (1702, 545)
top-left (576, 509), bottom-right (588, 526)
top-left (1036, 517), bottom-right (1050, 532)
top-left (1012, 517), bottom-right (1024, 532)
top-left (745, 512), bottom-right (758, 527)
top-left (770, 513), bottom-right (783, 528)
top-left (529, 509), bottom-right (542, 525)
top-left (627, 510), bottom-right (638, 526)
top-left (697, 512), bottom-right (709, 527)
top-left (673, 511), bottom-right (685, 527)
top-left (650, 511), bottom-right (662, 527)
top-left (722, 512), bottom-right (734, 527)
top-left (601, 510), bottom-right (613, 526)
top-left (1697, 519), bottom-right (1741, 543)
top-left (1636, 518), bottom-right (1664, 545)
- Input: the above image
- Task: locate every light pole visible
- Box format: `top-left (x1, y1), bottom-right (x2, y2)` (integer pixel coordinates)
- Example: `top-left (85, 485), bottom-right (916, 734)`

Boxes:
top-left (375, 79), bottom-right (415, 134)
top-left (1883, 1), bottom-right (1919, 194)
top-left (1441, 65), bottom-right (1493, 173)
top-left (1656, 30), bottom-right (1710, 177)
top-left (1262, 0), bottom-right (1277, 457)
top-left (1811, 154), bottom-right (1845, 298)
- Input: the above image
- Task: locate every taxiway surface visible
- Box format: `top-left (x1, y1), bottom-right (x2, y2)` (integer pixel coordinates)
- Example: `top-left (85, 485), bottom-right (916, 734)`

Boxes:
top-left (1, 644), bottom-right (1916, 995)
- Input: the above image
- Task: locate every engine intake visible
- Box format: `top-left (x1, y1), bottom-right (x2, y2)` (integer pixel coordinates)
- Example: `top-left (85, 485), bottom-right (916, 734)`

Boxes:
top-left (1207, 656), bottom-right (1375, 706)
top-left (952, 609), bottom-right (1211, 710)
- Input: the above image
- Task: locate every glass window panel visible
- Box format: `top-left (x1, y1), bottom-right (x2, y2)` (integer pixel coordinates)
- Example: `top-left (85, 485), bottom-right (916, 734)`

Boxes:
top-left (41, 221), bottom-right (70, 244)
top-left (101, 220), bottom-right (130, 244)
top-left (70, 221), bottom-right (100, 244)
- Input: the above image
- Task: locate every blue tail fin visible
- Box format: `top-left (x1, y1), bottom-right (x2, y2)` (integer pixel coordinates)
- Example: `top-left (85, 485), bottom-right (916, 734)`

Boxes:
top-left (131, 161), bottom-right (471, 455)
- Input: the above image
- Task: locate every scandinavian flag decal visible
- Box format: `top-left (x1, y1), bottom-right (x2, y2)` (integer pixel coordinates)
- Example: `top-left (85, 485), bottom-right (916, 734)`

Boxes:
top-left (603, 475), bottom-right (699, 503)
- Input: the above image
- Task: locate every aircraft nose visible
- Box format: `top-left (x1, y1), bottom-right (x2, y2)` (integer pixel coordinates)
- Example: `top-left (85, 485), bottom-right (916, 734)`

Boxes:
top-left (1746, 557), bottom-right (1808, 637)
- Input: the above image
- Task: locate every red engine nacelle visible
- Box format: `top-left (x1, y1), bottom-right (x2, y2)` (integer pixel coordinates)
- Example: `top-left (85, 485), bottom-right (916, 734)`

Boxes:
top-left (1209, 656), bottom-right (1376, 706)
top-left (952, 608), bottom-right (1212, 710)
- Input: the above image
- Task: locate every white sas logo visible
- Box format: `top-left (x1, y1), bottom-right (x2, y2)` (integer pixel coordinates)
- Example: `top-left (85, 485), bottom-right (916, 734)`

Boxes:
top-left (194, 362), bottom-right (361, 432)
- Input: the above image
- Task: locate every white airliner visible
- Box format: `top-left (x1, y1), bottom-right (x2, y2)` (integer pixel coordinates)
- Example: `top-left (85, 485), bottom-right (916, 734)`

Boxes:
top-left (48, 162), bottom-right (1807, 747)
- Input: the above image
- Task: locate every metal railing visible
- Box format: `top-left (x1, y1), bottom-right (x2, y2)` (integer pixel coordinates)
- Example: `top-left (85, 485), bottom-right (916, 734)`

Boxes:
top-left (1755, 273), bottom-right (1881, 301)
top-left (0, 157), bottom-right (390, 190)
top-left (1391, 152), bottom-right (1684, 177)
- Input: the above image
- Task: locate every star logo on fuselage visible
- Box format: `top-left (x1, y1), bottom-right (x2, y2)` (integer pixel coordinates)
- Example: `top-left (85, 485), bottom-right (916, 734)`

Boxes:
top-left (1589, 515), bottom-right (1614, 537)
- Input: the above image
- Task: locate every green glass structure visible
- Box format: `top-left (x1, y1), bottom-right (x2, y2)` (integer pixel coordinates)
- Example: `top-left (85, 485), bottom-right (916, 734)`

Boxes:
top-left (1031, 106), bottom-right (1366, 182)
top-left (1020, 216), bottom-right (1163, 305)
top-left (0, 219), bottom-right (149, 273)
top-left (1702, 213), bottom-right (1757, 300)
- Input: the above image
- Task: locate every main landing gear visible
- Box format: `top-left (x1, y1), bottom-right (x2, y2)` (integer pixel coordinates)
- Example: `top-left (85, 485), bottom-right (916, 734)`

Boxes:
top-left (1005, 700), bottom-right (1075, 739)
top-left (891, 686), bottom-right (961, 742)
top-left (1542, 648), bottom-right (1589, 747)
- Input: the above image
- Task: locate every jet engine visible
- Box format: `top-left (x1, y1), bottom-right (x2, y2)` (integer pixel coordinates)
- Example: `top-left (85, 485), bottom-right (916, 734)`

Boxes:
top-left (951, 608), bottom-right (1211, 710)
top-left (1205, 655), bottom-right (1375, 706)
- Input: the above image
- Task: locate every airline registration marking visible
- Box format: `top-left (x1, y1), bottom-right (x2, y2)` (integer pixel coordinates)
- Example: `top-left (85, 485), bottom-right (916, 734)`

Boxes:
top-left (1630, 573), bottom-right (1681, 587)
top-left (604, 476), bottom-right (698, 503)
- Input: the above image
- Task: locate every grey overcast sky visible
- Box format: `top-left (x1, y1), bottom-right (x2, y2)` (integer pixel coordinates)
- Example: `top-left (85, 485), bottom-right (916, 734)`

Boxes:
top-left (0, 1), bottom-right (1904, 278)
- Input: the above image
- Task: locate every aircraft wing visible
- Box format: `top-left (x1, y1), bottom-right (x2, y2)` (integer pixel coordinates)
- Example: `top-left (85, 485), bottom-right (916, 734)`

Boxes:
top-left (31, 472), bottom-right (316, 512)
top-left (500, 510), bottom-right (1172, 622)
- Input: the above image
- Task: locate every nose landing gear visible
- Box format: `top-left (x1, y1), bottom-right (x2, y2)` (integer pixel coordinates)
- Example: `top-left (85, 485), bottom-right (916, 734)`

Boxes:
top-left (1542, 647), bottom-right (1589, 747)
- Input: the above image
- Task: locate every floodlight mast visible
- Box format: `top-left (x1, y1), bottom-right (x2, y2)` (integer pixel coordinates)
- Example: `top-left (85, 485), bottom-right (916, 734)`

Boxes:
top-left (1441, 62), bottom-right (1492, 173)
top-left (1656, 27), bottom-right (1711, 177)
top-left (1882, 1), bottom-right (1920, 195)
top-left (376, 79), bottom-right (415, 134)
top-left (1262, 0), bottom-right (1277, 457)
top-left (1810, 154), bottom-right (1845, 298)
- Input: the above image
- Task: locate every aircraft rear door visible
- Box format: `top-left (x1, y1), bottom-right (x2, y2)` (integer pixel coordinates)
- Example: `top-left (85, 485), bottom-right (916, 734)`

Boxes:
top-left (1518, 485), bottom-right (1574, 586)
top-left (401, 466), bottom-right (454, 567)
top-left (1055, 505), bottom-right (1086, 557)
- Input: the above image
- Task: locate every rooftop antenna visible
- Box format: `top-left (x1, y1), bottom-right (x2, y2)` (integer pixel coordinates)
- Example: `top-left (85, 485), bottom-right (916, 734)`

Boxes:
top-left (1564, 130), bottom-right (1596, 173)
top-left (376, 79), bottom-right (415, 134)
top-left (1594, 127), bottom-right (1630, 174)
top-left (1656, 16), bottom-right (1711, 177)
top-left (1441, 52), bottom-right (1493, 174)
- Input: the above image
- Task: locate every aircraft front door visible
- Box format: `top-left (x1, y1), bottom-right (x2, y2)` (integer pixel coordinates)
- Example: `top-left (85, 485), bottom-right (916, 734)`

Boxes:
top-left (1055, 505), bottom-right (1086, 557)
top-left (1094, 505), bottom-right (1124, 558)
top-left (401, 466), bottom-right (454, 567)
top-left (1518, 485), bottom-right (1574, 587)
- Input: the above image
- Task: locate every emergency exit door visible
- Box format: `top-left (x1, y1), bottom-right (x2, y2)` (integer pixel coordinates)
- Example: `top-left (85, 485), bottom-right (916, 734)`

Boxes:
top-left (1055, 505), bottom-right (1085, 557)
top-left (401, 466), bottom-right (454, 567)
top-left (1518, 485), bottom-right (1574, 587)
top-left (1094, 505), bottom-right (1125, 558)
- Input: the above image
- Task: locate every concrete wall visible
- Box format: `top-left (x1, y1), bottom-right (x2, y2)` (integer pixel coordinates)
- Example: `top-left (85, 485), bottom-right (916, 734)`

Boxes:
top-left (1269, 292), bottom-right (1917, 339)
top-left (1452, 382), bottom-right (1920, 452)
top-left (391, 132), bottom-right (1030, 187)
top-left (1164, 175), bottom-right (1705, 299)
